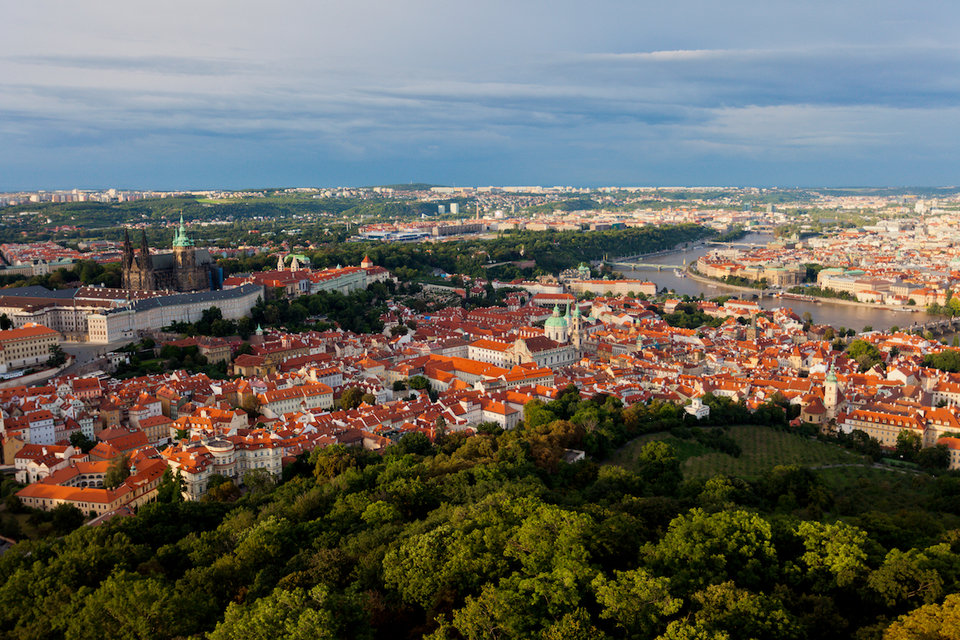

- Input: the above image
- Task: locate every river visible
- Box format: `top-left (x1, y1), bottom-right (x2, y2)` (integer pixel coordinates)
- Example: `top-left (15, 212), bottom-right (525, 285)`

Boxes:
top-left (614, 232), bottom-right (934, 332)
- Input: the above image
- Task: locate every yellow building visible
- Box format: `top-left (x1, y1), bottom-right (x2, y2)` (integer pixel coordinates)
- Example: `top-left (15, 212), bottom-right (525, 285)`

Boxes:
top-left (0, 323), bottom-right (61, 372)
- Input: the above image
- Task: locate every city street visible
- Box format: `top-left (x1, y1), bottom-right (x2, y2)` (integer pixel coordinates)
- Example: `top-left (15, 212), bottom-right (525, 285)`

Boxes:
top-left (60, 338), bottom-right (137, 377)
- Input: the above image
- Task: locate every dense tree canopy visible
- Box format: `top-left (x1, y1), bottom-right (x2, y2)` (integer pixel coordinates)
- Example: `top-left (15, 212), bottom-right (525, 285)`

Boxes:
top-left (3, 412), bottom-right (960, 639)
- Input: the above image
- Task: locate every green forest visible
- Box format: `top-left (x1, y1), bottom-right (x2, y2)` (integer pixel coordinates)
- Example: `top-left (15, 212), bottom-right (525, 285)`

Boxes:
top-left (308, 224), bottom-right (709, 281)
top-left (3, 389), bottom-right (960, 639)
top-left (212, 224), bottom-right (711, 283)
top-left (0, 223), bottom-right (710, 294)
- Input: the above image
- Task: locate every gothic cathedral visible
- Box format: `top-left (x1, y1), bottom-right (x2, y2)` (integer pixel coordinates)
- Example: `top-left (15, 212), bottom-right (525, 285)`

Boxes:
top-left (122, 215), bottom-right (214, 293)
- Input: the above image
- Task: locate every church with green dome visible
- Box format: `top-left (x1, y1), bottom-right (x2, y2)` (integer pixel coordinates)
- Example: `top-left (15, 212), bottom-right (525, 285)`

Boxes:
top-left (543, 304), bottom-right (586, 353)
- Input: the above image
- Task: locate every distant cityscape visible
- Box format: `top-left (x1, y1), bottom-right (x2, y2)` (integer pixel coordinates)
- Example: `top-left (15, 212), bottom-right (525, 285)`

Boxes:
top-left (1, 186), bottom-right (960, 512)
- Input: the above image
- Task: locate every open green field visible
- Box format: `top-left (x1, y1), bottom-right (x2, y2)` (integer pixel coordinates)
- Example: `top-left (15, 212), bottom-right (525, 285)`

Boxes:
top-left (609, 425), bottom-right (868, 480)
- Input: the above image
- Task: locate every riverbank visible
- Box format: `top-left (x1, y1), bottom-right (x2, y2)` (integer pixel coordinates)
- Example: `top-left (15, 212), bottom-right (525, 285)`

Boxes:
top-left (785, 294), bottom-right (919, 314)
top-left (613, 231), bottom-right (935, 331)
top-left (682, 265), bottom-right (767, 295)
top-left (682, 266), bottom-right (921, 316)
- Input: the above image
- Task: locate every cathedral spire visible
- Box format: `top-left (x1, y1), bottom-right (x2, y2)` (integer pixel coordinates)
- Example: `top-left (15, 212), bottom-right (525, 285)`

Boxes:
top-left (173, 212), bottom-right (194, 247)
top-left (122, 229), bottom-right (134, 267)
top-left (139, 230), bottom-right (152, 270)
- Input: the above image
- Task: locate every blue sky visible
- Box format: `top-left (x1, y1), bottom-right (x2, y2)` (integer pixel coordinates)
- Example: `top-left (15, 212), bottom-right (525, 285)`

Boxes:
top-left (2, 1), bottom-right (959, 190)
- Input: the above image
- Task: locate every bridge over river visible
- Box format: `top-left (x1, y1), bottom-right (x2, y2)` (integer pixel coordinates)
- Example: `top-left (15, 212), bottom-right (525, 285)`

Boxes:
top-left (606, 262), bottom-right (686, 271)
top-left (705, 241), bottom-right (768, 249)
top-left (911, 316), bottom-right (960, 334)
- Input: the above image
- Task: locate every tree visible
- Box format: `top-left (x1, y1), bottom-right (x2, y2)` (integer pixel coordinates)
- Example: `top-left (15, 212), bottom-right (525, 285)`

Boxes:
top-left (636, 441), bottom-right (683, 496)
top-left (523, 400), bottom-right (557, 430)
top-left (0, 313), bottom-right (11, 330)
top-left (234, 342), bottom-right (254, 358)
top-left (591, 568), bottom-right (681, 636)
top-left (918, 445), bottom-right (951, 470)
top-left (65, 570), bottom-right (195, 640)
top-left (678, 582), bottom-right (799, 640)
top-left (923, 350), bottom-right (960, 373)
top-left (50, 503), bottom-right (84, 534)
top-left (476, 421), bottom-right (503, 436)
top-left (896, 431), bottom-right (922, 462)
top-left (312, 444), bottom-right (377, 480)
top-left (649, 509), bottom-right (778, 591)
top-left (868, 544), bottom-right (960, 608)
top-left (206, 474), bottom-right (231, 492)
top-left (392, 432), bottom-right (434, 456)
top-left (847, 339), bottom-right (883, 371)
top-left (339, 386), bottom-right (364, 410)
top-left (408, 375), bottom-right (431, 391)
top-left (103, 453), bottom-right (131, 489)
top-left (210, 585), bottom-right (349, 640)
top-left (758, 465), bottom-right (831, 513)
top-left (46, 344), bottom-right (67, 367)
top-left (156, 468), bottom-right (184, 503)
top-left (243, 468), bottom-right (277, 495)
top-left (4, 494), bottom-right (24, 514)
top-left (203, 480), bottom-right (241, 502)
top-left (795, 520), bottom-right (869, 589)
top-left (884, 593), bottom-right (960, 639)
top-left (69, 431), bottom-right (97, 453)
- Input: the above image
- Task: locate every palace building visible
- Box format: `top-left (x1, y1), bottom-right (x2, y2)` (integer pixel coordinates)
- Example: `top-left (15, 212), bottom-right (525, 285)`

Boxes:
top-left (122, 215), bottom-right (215, 293)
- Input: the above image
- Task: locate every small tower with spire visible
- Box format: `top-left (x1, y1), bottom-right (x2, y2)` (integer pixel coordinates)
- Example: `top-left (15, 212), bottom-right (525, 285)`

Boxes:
top-left (569, 304), bottom-right (584, 352)
top-left (251, 323), bottom-right (265, 347)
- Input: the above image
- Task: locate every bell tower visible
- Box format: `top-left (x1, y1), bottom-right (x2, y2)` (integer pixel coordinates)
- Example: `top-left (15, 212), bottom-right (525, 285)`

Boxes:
top-left (173, 213), bottom-right (200, 291)
top-left (570, 304), bottom-right (583, 352)
top-left (824, 368), bottom-right (841, 419)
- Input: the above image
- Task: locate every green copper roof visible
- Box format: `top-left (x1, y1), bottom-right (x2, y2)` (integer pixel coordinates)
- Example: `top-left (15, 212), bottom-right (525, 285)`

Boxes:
top-left (172, 213), bottom-right (194, 248)
top-left (545, 304), bottom-right (567, 328)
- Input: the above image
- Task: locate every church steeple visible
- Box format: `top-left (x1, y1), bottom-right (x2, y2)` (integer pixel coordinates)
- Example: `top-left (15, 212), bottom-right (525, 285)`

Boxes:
top-left (122, 229), bottom-right (134, 268)
top-left (139, 230), bottom-right (152, 269)
top-left (173, 213), bottom-right (194, 248)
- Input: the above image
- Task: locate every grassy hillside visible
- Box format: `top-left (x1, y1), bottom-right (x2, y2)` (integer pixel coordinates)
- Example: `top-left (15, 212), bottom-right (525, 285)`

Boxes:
top-left (609, 425), bottom-right (868, 479)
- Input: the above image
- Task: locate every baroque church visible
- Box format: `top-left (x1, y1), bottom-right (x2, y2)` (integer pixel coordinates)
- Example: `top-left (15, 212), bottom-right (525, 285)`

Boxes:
top-left (122, 215), bottom-right (215, 293)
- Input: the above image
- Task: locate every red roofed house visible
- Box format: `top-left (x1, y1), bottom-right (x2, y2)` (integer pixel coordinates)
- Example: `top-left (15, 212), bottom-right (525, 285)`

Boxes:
top-left (257, 383), bottom-right (334, 419)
